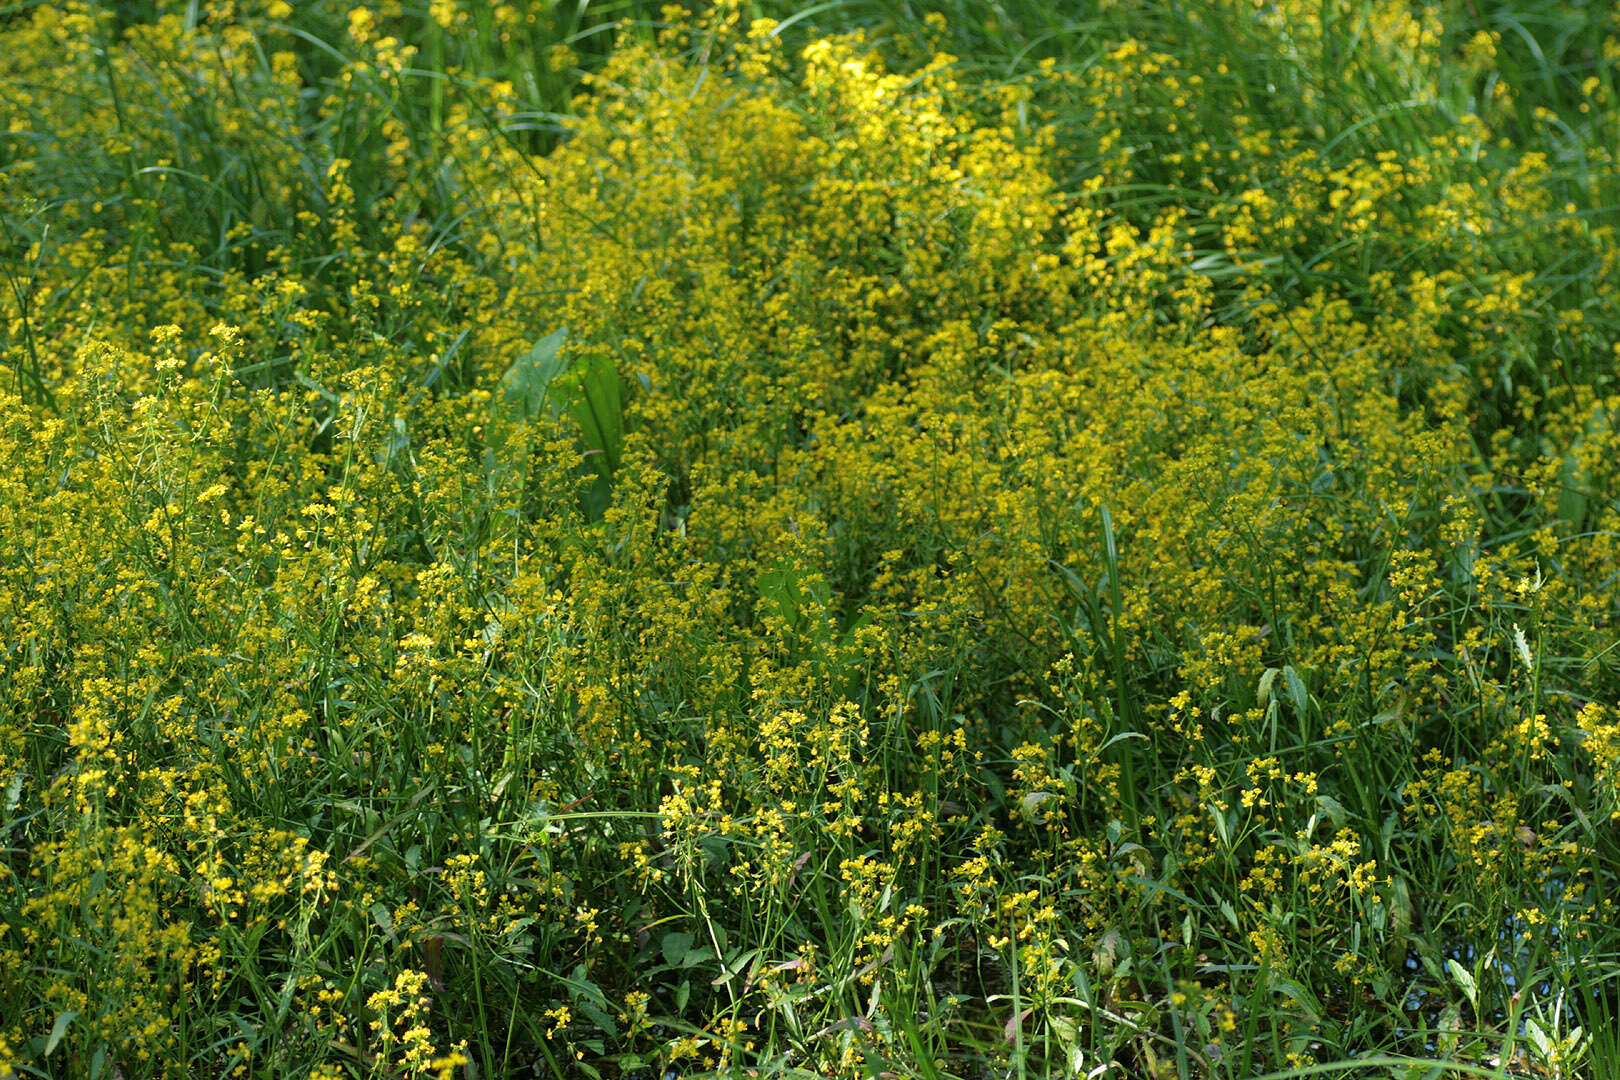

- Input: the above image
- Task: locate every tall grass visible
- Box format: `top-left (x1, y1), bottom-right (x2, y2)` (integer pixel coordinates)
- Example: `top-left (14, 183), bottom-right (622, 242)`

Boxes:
top-left (2, 1), bottom-right (1618, 1078)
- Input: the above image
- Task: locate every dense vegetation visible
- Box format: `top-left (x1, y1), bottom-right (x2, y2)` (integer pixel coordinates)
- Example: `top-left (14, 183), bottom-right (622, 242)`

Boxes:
top-left (3, 1), bottom-right (1619, 1077)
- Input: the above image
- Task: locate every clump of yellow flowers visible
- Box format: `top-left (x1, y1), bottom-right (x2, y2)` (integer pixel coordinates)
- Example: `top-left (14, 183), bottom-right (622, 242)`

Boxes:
top-left (2, 0), bottom-right (1618, 1077)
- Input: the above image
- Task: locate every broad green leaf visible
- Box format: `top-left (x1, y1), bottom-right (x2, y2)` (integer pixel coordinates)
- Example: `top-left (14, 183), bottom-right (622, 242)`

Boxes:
top-left (1020, 790), bottom-right (1057, 820)
top-left (548, 351), bottom-right (623, 477)
top-left (660, 931), bottom-right (694, 968)
top-left (486, 326), bottom-right (569, 502)
top-left (582, 471), bottom-right (613, 523)
top-left (501, 326), bottom-right (569, 423)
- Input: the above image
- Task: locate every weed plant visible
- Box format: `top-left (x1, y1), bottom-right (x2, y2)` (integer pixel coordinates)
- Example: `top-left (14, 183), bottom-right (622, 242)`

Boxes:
top-left (2, 1), bottom-right (1619, 1078)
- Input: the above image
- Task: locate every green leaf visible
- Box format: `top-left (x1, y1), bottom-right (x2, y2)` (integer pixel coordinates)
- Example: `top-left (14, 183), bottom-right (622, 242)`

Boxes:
top-left (757, 561), bottom-right (831, 635)
top-left (44, 1010), bottom-right (77, 1057)
top-left (550, 352), bottom-right (623, 476)
top-left (582, 471), bottom-right (613, 522)
top-left (836, 609), bottom-right (875, 649)
top-left (486, 327), bottom-right (569, 501)
top-left (1092, 928), bottom-right (1123, 977)
top-left (1436, 1002), bottom-right (1463, 1055)
top-left (1282, 665), bottom-right (1309, 719)
top-left (376, 415), bottom-right (410, 471)
top-left (1, 772), bottom-right (23, 841)
top-left (1524, 1017), bottom-right (1553, 1059)
top-left (1020, 790), bottom-right (1058, 820)
top-left (502, 327), bottom-right (570, 423)
top-left (1554, 403), bottom-right (1606, 532)
top-left (576, 997), bottom-right (618, 1038)
top-left (1257, 667), bottom-right (1280, 706)
top-left (505, 339), bottom-right (625, 521)
top-left (1315, 794), bottom-right (1347, 831)
top-left (1446, 958), bottom-right (1477, 1006)
top-left (660, 931), bottom-right (694, 968)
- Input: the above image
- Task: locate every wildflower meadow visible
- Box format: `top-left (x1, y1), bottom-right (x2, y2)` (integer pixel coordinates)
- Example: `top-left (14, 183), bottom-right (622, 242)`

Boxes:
top-left (2, 1), bottom-right (1619, 1077)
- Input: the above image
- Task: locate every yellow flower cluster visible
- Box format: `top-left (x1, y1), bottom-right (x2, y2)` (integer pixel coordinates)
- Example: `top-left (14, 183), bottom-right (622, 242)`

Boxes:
top-left (1, 0), bottom-right (1617, 1076)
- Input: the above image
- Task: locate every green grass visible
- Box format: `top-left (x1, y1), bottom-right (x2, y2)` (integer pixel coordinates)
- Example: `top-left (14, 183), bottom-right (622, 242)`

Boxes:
top-left (2, 1), bottom-right (1619, 1078)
